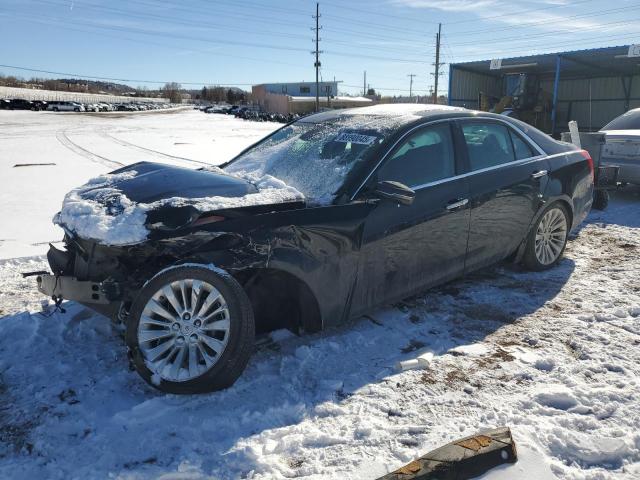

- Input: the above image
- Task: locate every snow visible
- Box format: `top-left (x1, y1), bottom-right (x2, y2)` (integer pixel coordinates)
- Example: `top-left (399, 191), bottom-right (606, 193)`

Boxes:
top-left (2, 109), bottom-right (640, 479)
top-left (55, 167), bottom-right (303, 246)
top-left (341, 103), bottom-right (467, 116)
top-left (54, 170), bottom-right (150, 246)
top-left (225, 119), bottom-right (389, 203)
top-left (0, 110), bottom-right (280, 256)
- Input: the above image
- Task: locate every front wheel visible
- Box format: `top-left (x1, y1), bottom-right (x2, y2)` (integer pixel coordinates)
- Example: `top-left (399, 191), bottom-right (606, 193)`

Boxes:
top-left (522, 203), bottom-right (569, 271)
top-left (126, 265), bottom-right (255, 394)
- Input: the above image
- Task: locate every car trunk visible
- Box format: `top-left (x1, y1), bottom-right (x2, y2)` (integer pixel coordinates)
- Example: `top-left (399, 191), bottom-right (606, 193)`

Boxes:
top-left (602, 130), bottom-right (640, 160)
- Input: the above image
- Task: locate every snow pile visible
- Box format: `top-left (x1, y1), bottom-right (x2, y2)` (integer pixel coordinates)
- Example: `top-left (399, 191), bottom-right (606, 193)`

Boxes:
top-left (54, 169), bottom-right (303, 246)
top-left (54, 170), bottom-right (149, 246)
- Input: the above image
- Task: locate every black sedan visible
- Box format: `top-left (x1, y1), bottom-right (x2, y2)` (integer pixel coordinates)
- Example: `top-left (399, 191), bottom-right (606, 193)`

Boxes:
top-left (36, 105), bottom-right (594, 393)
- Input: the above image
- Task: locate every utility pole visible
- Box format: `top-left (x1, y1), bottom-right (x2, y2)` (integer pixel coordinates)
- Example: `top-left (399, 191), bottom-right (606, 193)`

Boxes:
top-left (312, 2), bottom-right (322, 112)
top-left (363, 70), bottom-right (367, 96)
top-left (407, 73), bottom-right (416, 98)
top-left (432, 23), bottom-right (442, 104)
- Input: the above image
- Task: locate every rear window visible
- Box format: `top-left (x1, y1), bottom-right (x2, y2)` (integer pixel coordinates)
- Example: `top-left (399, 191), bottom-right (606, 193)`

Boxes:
top-left (602, 110), bottom-right (640, 131)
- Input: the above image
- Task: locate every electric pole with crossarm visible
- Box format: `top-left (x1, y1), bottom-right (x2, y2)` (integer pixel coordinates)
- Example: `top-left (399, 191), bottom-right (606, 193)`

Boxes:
top-left (312, 3), bottom-right (322, 112)
top-left (407, 73), bottom-right (416, 98)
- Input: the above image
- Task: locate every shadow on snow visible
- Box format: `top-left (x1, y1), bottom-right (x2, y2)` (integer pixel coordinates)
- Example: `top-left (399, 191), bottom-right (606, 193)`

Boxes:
top-left (0, 252), bottom-right (575, 478)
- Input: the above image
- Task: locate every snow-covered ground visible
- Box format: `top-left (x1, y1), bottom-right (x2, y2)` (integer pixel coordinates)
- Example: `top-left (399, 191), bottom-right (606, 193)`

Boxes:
top-left (1, 110), bottom-right (640, 479)
top-left (0, 109), bottom-right (279, 259)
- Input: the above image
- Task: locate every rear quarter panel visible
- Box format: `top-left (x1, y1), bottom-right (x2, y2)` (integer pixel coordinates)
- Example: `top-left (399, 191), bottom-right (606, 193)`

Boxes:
top-left (544, 151), bottom-right (593, 230)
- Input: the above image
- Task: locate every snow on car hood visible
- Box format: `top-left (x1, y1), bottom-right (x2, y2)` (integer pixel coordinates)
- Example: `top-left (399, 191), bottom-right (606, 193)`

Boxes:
top-left (54, 162), bottom-right (303, 246)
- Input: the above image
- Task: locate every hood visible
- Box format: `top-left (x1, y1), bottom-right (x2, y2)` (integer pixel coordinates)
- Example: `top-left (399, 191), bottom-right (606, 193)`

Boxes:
top-left (85, 161), bottom-right (258, 204)
top-left (55, 162), bottom-right (306, 246)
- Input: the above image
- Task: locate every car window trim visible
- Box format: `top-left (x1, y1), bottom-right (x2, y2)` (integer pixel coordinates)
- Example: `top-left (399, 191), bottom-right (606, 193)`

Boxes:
top-left (379, 121), bottom-right (457, 190)
top-left (457, 117), bottom-right (546, 157)
top-left (351, 116), bottom-right (547, 200)
top-left (351, 119), bottom-right (455, 200)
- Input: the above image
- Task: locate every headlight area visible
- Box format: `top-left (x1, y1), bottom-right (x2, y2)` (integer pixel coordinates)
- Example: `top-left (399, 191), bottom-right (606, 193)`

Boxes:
top-left (145, 205), bottom-right (226, 231)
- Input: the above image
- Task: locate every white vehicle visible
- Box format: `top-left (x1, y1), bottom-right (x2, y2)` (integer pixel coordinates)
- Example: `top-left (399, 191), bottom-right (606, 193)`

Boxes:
top-left (97, 103), bottom-right (114, 112)
top-left (601, 108), bottom-right (640, 185)
top-left (46, 101), bottom-right (85, 112)
top-left (85, 103), bottom-right (100, 112)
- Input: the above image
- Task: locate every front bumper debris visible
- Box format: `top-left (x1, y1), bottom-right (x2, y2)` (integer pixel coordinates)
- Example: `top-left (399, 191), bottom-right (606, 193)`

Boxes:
top-left (36, 274), bottom-right (121, 304)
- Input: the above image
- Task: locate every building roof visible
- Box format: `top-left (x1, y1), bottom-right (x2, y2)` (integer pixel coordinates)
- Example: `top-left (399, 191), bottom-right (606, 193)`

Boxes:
top-left (288, 95), bottom-right (371, 103)
top-left (452, 45), bottom-right (640, 79)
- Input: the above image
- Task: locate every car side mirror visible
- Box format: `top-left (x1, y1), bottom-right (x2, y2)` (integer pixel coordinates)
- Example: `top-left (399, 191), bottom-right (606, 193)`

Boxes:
top-left (373, 181), bottom-right (415, 206)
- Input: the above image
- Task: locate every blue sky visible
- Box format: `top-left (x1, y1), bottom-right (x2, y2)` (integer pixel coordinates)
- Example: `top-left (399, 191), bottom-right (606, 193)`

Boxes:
top-left (0, 0), bottom-right (638, 96)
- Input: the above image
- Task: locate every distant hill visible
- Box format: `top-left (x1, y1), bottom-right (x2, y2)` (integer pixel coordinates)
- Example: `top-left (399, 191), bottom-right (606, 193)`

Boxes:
top-left (0, 74), bottom-right (157, 97)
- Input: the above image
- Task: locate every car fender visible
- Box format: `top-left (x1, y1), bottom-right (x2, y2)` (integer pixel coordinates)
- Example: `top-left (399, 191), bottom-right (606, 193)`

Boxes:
top-left (513, 192), bottom-right (575, 263)
top-left (156, 221), bottom-right (364, 330)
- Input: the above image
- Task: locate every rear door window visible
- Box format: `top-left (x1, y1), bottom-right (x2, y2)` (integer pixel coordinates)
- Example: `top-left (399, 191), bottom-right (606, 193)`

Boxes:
top-left (509, 130), bottom-right (537, 160)
top-left (462, 123), bottom-right (516, 171)
top-left (376, 123), bottom-right (455, 188)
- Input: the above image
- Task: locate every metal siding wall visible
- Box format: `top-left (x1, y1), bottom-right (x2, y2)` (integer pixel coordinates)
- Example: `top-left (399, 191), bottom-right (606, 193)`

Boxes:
top-left (553, 75), bottom-right (640, 129)
top-left (449, 68), bottom-right (500, 107)
top-left (630, 76), bottom-right (640, 97)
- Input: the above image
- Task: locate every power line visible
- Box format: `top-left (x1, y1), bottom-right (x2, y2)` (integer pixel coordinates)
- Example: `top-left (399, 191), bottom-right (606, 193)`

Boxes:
top-left (0, 64), bottom-right (256, 86)
top-left (446, 3), bottom-right (640, 37)
top-left (448, 18), bottom-right (640, 48)
top-left (444, 0), bottom-right (598, 26)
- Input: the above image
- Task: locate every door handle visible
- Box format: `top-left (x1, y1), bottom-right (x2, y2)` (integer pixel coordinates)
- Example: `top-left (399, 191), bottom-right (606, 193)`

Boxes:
top-left (531, 170), bottom-right (548, 179)
top-left (446, 198), bottom-right (469, 210)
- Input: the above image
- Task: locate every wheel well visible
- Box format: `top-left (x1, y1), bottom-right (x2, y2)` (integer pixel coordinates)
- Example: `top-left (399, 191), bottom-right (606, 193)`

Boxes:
top-left (232, 268), bottom-right (322, 335)
top-left (510, 198), bottom-right (575, 263)
top-left (553, 199), bottom-right (574, 229)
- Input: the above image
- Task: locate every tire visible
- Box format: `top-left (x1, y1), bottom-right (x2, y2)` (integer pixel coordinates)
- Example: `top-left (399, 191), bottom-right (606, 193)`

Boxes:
top-left (522, 202), bottom-right (570, 271)
top-left (53, 107), bottom-right (58, 112)
top-left (592, 190), bottom-right (609, 211)
top-left (126, 264), bottom-right (254, 394)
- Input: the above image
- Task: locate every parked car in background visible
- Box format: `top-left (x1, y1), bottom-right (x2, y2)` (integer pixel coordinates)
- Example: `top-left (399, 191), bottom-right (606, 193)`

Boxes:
top-left (36, 104), bottom-right (594, 394)
top-left (600, 108), bottom-right (640, 185)
top-left (31, 100), bottom-right (48, 111)
top-left (47, 101), bottom-right (85, 112)
top-left (7, 99), bottom-right (35, 110)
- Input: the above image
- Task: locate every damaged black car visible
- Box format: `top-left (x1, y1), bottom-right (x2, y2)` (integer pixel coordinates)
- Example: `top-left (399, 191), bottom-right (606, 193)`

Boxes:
top-left (36, 104), bottom-right (594, 394)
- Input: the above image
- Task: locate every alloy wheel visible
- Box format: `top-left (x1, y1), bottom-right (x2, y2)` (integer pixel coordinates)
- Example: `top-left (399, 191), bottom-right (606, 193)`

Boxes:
top-left (534, 207), bottom-right (567, 266)
top-left (138, 279), bottom-right (231, 382)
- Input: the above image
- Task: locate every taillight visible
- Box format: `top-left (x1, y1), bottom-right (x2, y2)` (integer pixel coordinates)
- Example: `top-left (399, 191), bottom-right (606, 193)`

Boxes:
top-left (579, 149), bottom-right (594, 183)
top-left (191, 215), bottom-right (226, 227)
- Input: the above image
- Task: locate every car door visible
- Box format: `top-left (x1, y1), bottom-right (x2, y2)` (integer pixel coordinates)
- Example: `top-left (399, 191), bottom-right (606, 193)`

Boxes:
top-left (350, 121), bottom-right (471, 314)
top-left (457, 119), bottom-right (550, 272)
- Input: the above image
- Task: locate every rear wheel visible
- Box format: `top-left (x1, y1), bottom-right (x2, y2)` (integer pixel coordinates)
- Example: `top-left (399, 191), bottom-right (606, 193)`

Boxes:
top-left (522, 203), bottom-right (569, 271)
top-left (126, 265), bottom-right (254, 394)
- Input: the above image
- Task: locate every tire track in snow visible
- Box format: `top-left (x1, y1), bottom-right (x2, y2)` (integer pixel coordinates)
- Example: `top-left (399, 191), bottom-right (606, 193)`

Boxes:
top-left (55, 128), bottom-right (124, 169)
top-left (98, 129), bottom-right (211, 168)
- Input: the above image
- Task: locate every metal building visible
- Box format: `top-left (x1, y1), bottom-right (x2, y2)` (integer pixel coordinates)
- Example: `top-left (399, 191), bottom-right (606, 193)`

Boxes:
top-left (255, 81), bottom-right (338, 98)
top-left (448, 45), bottom-right (640, 135)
